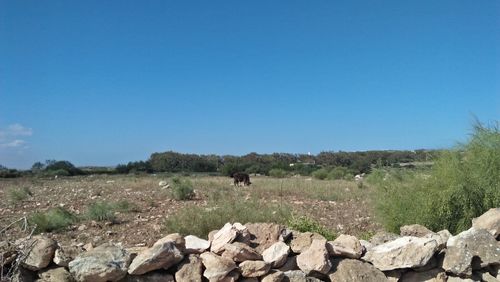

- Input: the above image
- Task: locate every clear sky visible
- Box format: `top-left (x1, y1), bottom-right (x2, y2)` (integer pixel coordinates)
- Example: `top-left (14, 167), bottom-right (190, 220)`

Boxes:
top-left (1, 1), bottom-right (499, 169)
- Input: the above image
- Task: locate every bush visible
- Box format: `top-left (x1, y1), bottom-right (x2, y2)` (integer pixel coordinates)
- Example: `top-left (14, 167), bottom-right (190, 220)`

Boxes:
top-left (45, 161), bottom-right (83, 176)
top-left (374, 121), bottom-right (500, 234)
top-left (268, 168), bottom-right (287, 178)
top-left (164, 188), bottom-right (292, 238)
top-left (29, 207), bottom-right (77, 234)
top-left (312, 168), bottom-right (329, 180)
top-left (7, 187), bottom-right (31, 203)
top-left (86, 202), bottom-right (116, 222)
top-left (170, 177), bottom-right (195, 200)
top-left (287, 215), bottom-right (337, 240)
top-left (113, 200), bottom-right (140, 213)
top-left (327, 166), bottom-right (351, 180)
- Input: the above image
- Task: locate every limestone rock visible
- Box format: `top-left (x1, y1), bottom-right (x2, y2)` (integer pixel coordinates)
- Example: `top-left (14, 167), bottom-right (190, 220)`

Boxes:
top-left (176, 254), bottom-right (203, 282)
top-left (327, 234), bottom-right (363, 259)
top-left (185, 235), bottom-right (210, 254)
top-left (239, 260), bottom-right (272, 277)
top-left (37, 267), bottom-right (73, 282)
top-left (442, 228), bottom-right (500, 276)
top-left (128, 237), bottom-right (184, 275)
top-left (425, 230), bottom-right (452, 250)
top-left (370, 231), bottom-right (400, 246)
top-left (290, 232), bottom-right (325, 254)
top-left (154, 233), bottom-right (186, 252)
top-left (400, 224), bottom-right (434, 237)
top-left (222, 242), bottom-right (262, 262)
top-left (21, 236), bottom-right (57, 271)
top-left (262, 241), bottom-right (290, 268)
top-left (245, 223), bottom-right (284, 253)
top-left (53, 245), bottom-right (82, 267)
top-left (362, 236), bottom-right (439, 271)
top-left (68, 243), bottom-right (132, 282)
top-left (399, 268), bottom-right (447, 282)
top-left (211, 223), bottom-right (239, 254)
top-left (262, 270), bottom-right (285, 282)
top-left (282, 270), bottom-right (322, 282)
top-left (472, 208), bottom-right (500, 238)
top-left (328, 258), bottom-right (387, 282)
top-left (296, 239), bottom-right (331, 275)
top-left (200, 252), bottom-right (237, 281)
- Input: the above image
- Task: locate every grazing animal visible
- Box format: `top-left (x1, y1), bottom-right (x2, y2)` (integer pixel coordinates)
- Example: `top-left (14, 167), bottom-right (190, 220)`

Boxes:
top-left (231, 172), bottom-right (252, 186)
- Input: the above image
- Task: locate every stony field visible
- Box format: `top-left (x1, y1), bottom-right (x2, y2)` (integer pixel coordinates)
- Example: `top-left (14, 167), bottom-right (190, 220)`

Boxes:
top-left (0, 174), bottom-right (380, 248)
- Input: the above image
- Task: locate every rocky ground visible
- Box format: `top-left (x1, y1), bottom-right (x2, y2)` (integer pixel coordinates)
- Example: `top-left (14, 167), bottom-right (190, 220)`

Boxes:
top-left (0, 174), bottom-right (380, 249)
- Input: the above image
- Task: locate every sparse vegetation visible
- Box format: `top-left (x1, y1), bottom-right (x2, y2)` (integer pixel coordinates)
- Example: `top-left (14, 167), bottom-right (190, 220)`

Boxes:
top-left (86, 202), bottom-right (116, 222)
top-left (268, 168), bottom-right (288, 178)
top-left (28, 207), bottom-right (77, 234)
top-left (170, 177), bottom-right (195, 200)
top-left (287, 215), bottom-right (337, 240)
top-left (113, 200), bottom-right (140, 213)
top-left (7, 187), bottom-right (31, 203)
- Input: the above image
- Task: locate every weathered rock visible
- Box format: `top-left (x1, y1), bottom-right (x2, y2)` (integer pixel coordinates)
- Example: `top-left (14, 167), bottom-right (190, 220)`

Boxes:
top-left (296, 239), bottom-right (331, 275)
top-left (222, 242), bottom-right (262, 262)
top-left (362, 236), bottom-right (439, 271)
top-left (290, 232), bottom-right (325, 254)
top-left (245, 223), bottom-right (284, 253)
top-left (69, 243), bottom-right (132, 282)
top-left (185, 235), bottom-right (210, 254)
top-left (208, 230), bottom-right (219, 242)
top-left (400, 224), bottom-right (434, 237)
top-left (21, 236), bottom-right (57, 271)
top-left (12, 266), bottom-right (37, 282)
top-left (176, 254), bottom-right (203, 282)
top-left (370, 231), bottom-right (400, 246)
top-left (37, 267), bottom-right (73, 282)
top-left (262, 270), bottom-right (285, 282)
top-left (425, 230), bottom-right (452, 250)
top-left (328, 258), bottom-right (387, 282)
top-left (442, 228), bottom-right (500, 276)
top-left (360, 239), bottom-right (373, 252)
top-left (480, 271), bottom-right (499, 282)
top-left (200, 252), bottom-right (237, 281)
top-left (154, 233), bottom-right (186, 252)
top-left (211, 223), bottom-right (239, 254)
top-left (263, 241), bottom-right (290, 268)
top-left (278, 256), bottom-right (298, 272)
top-left (327, 234), bottom-right (363, 259)
top-left (399, 268), bottom-right (447, 282)
top-left (384, 270), bottom-right (403, 282)
top-left (128, 237), bottom-right (184, 275)
top-left (53, 245), bottom-right (82, 267)
top-left (220, 270), bottom-right (240, 282)
top-left (239, 260), bottom-right (272, 277)
top-left (123, 271), bottom-right (175, 282)
top-left (282, 270), bottom-right (322, 282)
top-left (446, 277), bottom-right (476, 282)
top-left (472, 208), bottom-right (500, 238)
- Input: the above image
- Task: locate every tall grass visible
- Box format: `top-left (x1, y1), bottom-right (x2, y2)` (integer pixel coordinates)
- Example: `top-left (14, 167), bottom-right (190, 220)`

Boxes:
top-left (29, 207), bottom-right (77, 234)
top-left (373, 121), bottom-right (500, 234)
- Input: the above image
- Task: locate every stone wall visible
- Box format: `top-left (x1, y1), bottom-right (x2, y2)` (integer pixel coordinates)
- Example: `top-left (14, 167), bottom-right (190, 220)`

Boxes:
top-left (2, 208), bottom-right (499, 282)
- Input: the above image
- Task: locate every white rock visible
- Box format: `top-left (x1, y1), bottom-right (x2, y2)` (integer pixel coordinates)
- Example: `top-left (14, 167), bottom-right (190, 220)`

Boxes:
top-left (262, 241), bottom-right (290, 268)
top-left (185, 235), bottom-right (210, 254)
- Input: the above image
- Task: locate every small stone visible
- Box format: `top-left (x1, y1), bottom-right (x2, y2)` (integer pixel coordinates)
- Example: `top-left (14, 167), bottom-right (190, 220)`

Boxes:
top-left (222, 242), bottom-right (262, 262)
top-left (239, 260), bottom-right (272, 277)
top-left (262, 241), bottom-right (290, 268)
top-left (200, 252), bottom-right (237, 281)
top-left (326, 234), bottom-right (363, 259)
top-left (296, 239), bottom-right (331, 275)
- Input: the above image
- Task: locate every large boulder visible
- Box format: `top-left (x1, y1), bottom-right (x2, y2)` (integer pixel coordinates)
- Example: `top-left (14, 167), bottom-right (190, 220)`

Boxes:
top-left (239, 260), bottom-right (272, 277)
top-left (184, 235), bottom-right (210, 254)
top-left (327, 234), bottom-right (363, 259)
top-left (442, 228), bottom-right (500, 276)
top-left (21, 236), bottom-right (57, 271)
top-left (37, 267), bottom-right (73, 282)
top-left (68, 243), bottom-right (132, 282)
top-left (128, 236), bottom-right (184, 275)
top-left (176, 254), bottom-right (203, 282)
top-left (245, 223), bottom-right (284, 253)
top-left (200, 252), bottom-right (237, 281)
top-left (211, 223), bottom-right (239, 254)
top-left (290, 232), bottom-right (325, 254)
top-left (399, 268), bottom-right (447, 282)
top-left (362, 236), bottom-right (439, 271)
top-left (400, 224), bottom-right (434, 237)
top-left (472, 208), bottom-right (500, 238)
top-left (53, 245), bottom-right (83, 267)
top-left (296, 239), bottom-right (331, 275)
top-left (222, 242), bottom-right (262, 262)
top-left (328, 258), bottom-right (387, 282)
top-left (370, 231), bottom-right (400, 246)
top-left (263, 241), bottom-right (290, 268)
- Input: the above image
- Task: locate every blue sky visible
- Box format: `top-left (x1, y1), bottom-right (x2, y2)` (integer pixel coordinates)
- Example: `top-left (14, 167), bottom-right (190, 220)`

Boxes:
top-left (1, 1), bottom-right (499, 169)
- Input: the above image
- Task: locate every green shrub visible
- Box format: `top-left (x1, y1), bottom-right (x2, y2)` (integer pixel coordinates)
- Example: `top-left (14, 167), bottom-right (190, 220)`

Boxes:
top-left (29, 207), bottom-right (77, 234)
top-left (164, 189), bottom-right (292, 238)
top-left (268, 168), bottom-right (287, 178)
top-left (170, 177), bottom-right (195, 200)
top-left (327, 166), bottom-right (350, 180)
top-left (86, 202), bottom-right (116, 222)
top-left (7, 187), bottom-right (31, 203)
top-left (312, 168), bottom-right (329, 180)
top-left (374, 121), bottom-right (500, 234)
top-left (113, 200), bottom-right (140, 213)
top-left (287, 215), bottom-right (337, 240)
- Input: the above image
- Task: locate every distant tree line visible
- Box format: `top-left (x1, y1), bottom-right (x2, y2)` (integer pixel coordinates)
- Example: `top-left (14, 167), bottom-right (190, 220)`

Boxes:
top-left (0, 149), bottom-right (438, 178)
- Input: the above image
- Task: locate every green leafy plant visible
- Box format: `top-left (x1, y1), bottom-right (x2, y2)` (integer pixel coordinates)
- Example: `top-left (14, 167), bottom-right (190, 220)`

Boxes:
top-left (170, 177), bottom-right (195, 200)
top-left (29, 207), bottom-right (77, 234)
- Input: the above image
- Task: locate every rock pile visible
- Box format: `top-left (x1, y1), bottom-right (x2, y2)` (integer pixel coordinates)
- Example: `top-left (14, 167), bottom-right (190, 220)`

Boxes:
top-left (1, 208), bottom-right (499, 281)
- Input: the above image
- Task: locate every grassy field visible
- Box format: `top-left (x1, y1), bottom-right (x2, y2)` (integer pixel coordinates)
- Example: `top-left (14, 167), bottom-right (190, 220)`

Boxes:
top-left (0, 174), bottom-right (379, 246)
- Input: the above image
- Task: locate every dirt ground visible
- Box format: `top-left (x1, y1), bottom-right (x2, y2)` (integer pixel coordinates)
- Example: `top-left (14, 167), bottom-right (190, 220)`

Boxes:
top-left (0, 174), bottom-right (381, 248)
